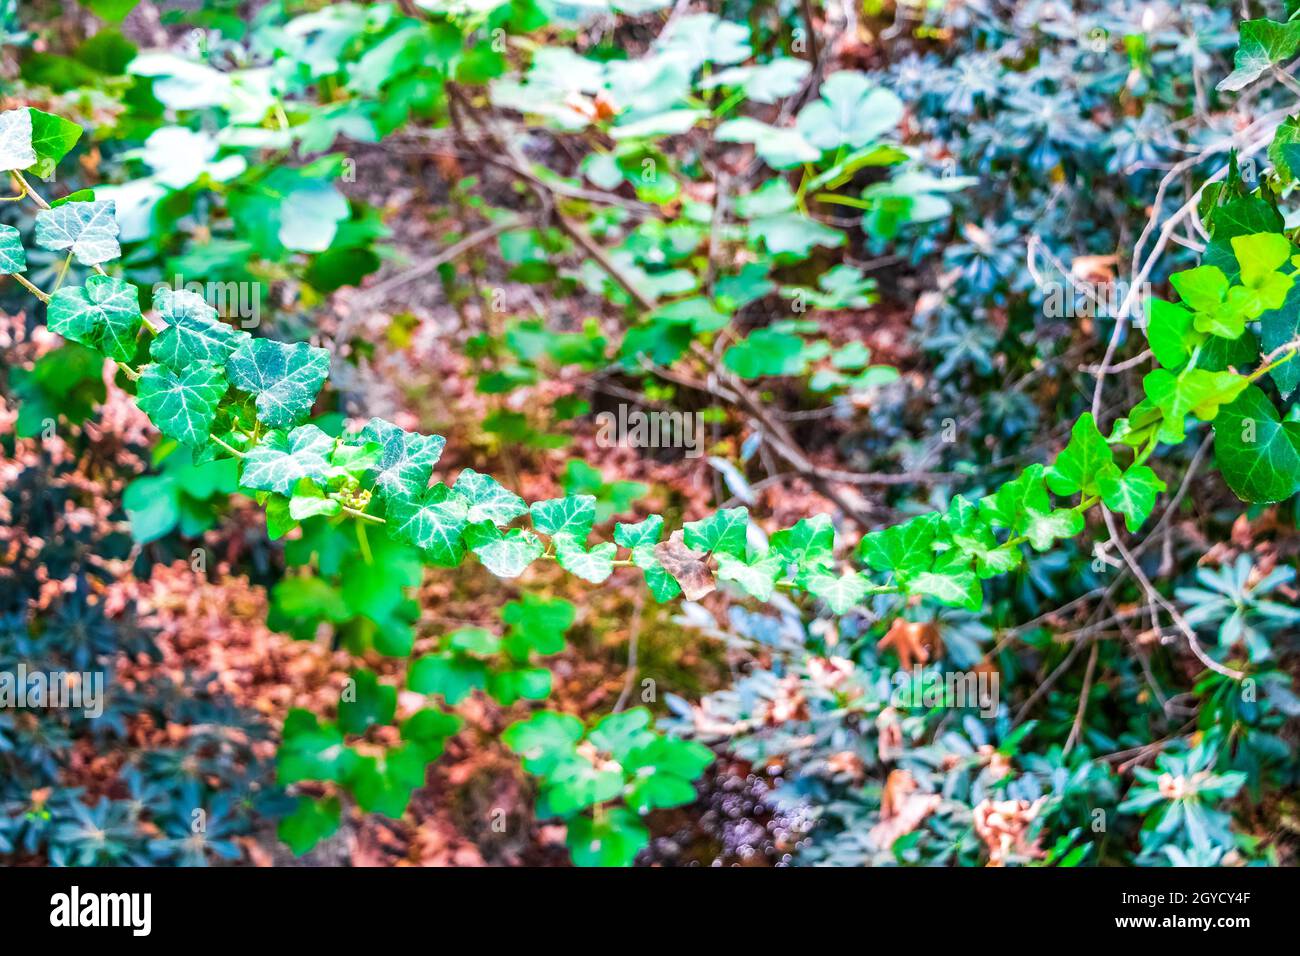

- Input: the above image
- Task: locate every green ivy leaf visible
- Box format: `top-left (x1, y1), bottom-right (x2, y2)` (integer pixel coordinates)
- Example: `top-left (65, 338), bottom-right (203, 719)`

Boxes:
top-left (795, 71), bottom-right (904, 151)
top-left (27, 108), bottom-right (82, 179)
top-left (453, 468), bottom-right (527, 526)
top-left (288, 477), bottom-right (342, 520)
top-left (240, 424), bottom-right (335, 495)
top-left (682, 506), bottom-right (749, 558)
top-left (614, 514), bottom-right (664, 548)
top-left (463, 521), bottom-right (543, 577)
top-left (715, 552), bottom-right (783, 600)
top-left (226, 337), bottom-right (331, 428)
top-left (407, 653), bottom-right (487, 704)
top-left (358, 417), bottom-right (445, 502)
top-left (806, 570), bottom-right (871, 613)
top-left (0, 224), bottom-right (27, 275)
top-left (1022, 504), bottom-right (1085, 552)
top-left (1145, 299), bottom-right (1197, 370)
top-left (1144, 368), bottom-right (1249, 444)
top-left (858, 513), bottom-right (939, 580)
top-left (150, 288), bottom-right (249, 370)
top-left (136, 360), bottom-right (227, 447)
top-left (1099, 464), bottom-right (1167, 533)
top-left (588, 709), bottom-right (655, 762)
top-left (1218, 18), bottom-right (1300, 91)
top-left (630, 544), bottom-right (682, 602)
top-left (386, 483), bottom-right (468, 567)
top-left (769, 513), bottom-right (835, 571)
top-left (34, 199), bottom-right (121, 265)
top-left (338, 668), bottom-right (396, 735)
top-left (278, 796), bottom-right (340, 856)
top-left (554, 533), bottom-right (616, 583)
top-left (47, 275), bottom-right (142, 362)
top-left (502, 711), bottom-right (584, 775)
top-left (1213, 384), bottom-right (1300, 503)
top-left (530, 494), bottom-right (597, 540)
top-left (908, 563), bottom-right (981, 611)
top-left (1046, 413), bottom-right (1118, 497)
top-left (278, 709), bottom-right (354, 784)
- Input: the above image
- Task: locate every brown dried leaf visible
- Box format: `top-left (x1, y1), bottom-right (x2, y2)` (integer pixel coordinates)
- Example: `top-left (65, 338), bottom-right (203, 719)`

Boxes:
top-left (654, 530), bottom-right (715, 601)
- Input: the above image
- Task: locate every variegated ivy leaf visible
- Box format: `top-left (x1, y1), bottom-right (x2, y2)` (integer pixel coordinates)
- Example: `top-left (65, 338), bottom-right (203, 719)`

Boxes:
top-left (531, 495), bottom-right (597, 540)
top-left (0, 108), bottom-right (36, 172)
top-left (715, 552), bottom-right (783, 601)
top-left (682, 507), bottom-right (749, 558)
top-left (150, 288), bottom-right (249, 370)
top-left (34, 199), bottom-right (121, 265)
top-left (386, 483), bottom-right (469, 567)
top-left (453, 468), bottom-right (527, 526)
top-left (47, 275), bottom-right (142, 362)
top-left (0, 224), bottom-right (26, 275)
top-left (806, 570), bottom-right (871, 614)
top-left (1099, 464), bottom-right (1167, 533)
top-left (240, 424), bottom-right (335, 496)
top-left (226, 337), bottom-right (331, 428)
top-left (359, 417), bottom-right (445, 501)
top-left (554, 533), bottom-right (615, 583)
top-left (136, 360), bottom-right (228, 447)
top-left (908, 553), bottom-right (981, 611)
top-left (1021, 505), bottom-right (1085, 552)
top-left (463, 522), bottom-right (543, 578)
top-left (614, 515), bottom-right (664, 549)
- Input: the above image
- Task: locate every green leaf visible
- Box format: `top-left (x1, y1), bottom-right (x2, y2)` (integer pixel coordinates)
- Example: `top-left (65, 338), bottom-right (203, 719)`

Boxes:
top-left (588, 709), bottom-right (655, 761)
top-left (795, 71), bottom-right (904, 151)
top-left (453, 468), bottom-right (527, 525)
top-left (682, 507), bottom-right (748, 558)
top-left (630, 544), bottom-right (682, 602)
top-left (1143, 368), bottom-right (1249, 444)
top-left (502, 711), bottom-right (584, 775)
top-left (407, 653), bottom-right (487, 704)
top-left (566, 808), bottom-right (649, 867)
top-left (46, 275), bottom-right (142, 362)
top-left (401, 708), bottom-right (462, 761)
top-left (1046, 413), bottom-right (1117, 497)
top-left (0, 108), bottom-right (36, 171)
top-left (530, 494), bottom-right (597, 540)
top-left (1100, 464), bottom-right (1167, 533)
top-left (136, 361), bottom-right (227, 447)
top-left (150, 288), bottom-right (248, 370)
top-left (226, 337), bottom-right (331, 428)
top-left (626, 773), bottom-right (697, 813)
top-left (769, 513), bottom-right (835, 571)
top-left (240, 424), bottom-right (335, 496)
top-left (34, 199), bottom-right (121, 265)
top-left (909, 566), bottom-right (981, 611)
top-left (614, 515), bottom-right (664, 548)
top-left (722, 328), bottom-right (809, 378)
top-left (278, 709), bottom-right (354, 784)
top-left (463, 522), bottom-right (543, 577)
top-left (27, 108), bottom-right (82, 179)
top-left (858, 513), bottom-right (939, 580)
top-left (554, 533), bottom-right (616, 583)
top-left (1218, 19), bottom-right (1300, 92)
top-left (502, 594), bottom-right (575, 658)
top-left (715, 118), bottom-right (819, 169)
top-left (0, 223), bottom-right (25, 275)
top-left (715, 552), bottom-right (783, 600)
top-left (338, 669), bottom-right (396, 735)
top-left (288, 478), bottom-right (341, 520)
top-left (487, 666), bottom-right (552, 705)
top-left (806, 570), bottom-right (871, 614)
top-left (359, 417), bottom-right (445, 502)
top-left (1022, 505), bottom-right (1085, 552)
top-left (1213, 384), bottom-right (1300, 503)
top-left (278, 796), bottom-right (340, 856)
top-left (1145, 299), bottom-right (1197, 370)
top-left (386, 483), bottom-right (468, 567)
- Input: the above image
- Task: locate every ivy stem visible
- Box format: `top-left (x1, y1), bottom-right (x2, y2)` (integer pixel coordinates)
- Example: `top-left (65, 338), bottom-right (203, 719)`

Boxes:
top-left (339, 504), bottom-right (385, 525)
top-left (10, 172), bottom-right (49, 210)
top-left (10, 273), bottom-right (49, 302)
top-left (210, 435), bottom-right (246, 459)
top-left (356, 520), bottom-right (373, 564)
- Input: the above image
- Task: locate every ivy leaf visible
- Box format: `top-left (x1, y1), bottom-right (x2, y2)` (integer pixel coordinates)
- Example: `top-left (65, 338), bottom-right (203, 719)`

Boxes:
top-left (226, 337), bottom-right (331, 428)
top-left (807, 570), bottom-right (871, 614)
top-left (0, 224), bottom-right (27, 275)
top-left (631, 543), bottom-right (684, 602)
top-left (288, 478), bottom-right (342, 520)
top-left (463, 521), bottom-right (543, 578)
top-left (27, 108), bottom-right (83, 179)
top-left (453, 468), bottom-right (527, 526)
top-left (682, 507), bottom-right (749, 558)
top-left (858, 513), bottom-right (939, 581)
top-left (239, 424), bottom-right (335, 495)
top-left (769, 513), bottom-right (835, 572)
top-left (531, 495), bottom-right (597, 540)
top-left (1046, 413), bottom-right (1118, 497)
top-left (587, 708), bottom-right (656, 762)
top-left (502, 711), bottom-right (584, 776)
top-left (715, 118), bottom-right (820, 169)
top-left (700, 57), bottom-right (810, 104)
top-left (715, 552), bottom-right (783, 601)
top-left (1213, 384), bottom-right (1300, 503)
top-left (278, 710), bottom-right (355, 785)
top-left (150, 288), bottom-right (249, 370)
top-left (0, 108), bottom-right (36, 171)
top-left (1100, 464), bottom-right (1167, 533)
top-left (1145, 299), bottom-right (1197, 371)
top-left (407, 653), bottom-right (487, 705)
top-left (795, 71), bottom-right (904, 151)
top-left (1022, 505), bottom-right (1085, 552)
top-left (359, 417), bottom-right (445, 502)
top-left (34, 199), bottom-right (121, 265)
top-left (278, 796), bottom-right (341, 856)
top-left (652, 531), bottom-right (713, 601)
top-left (385, 483), bottom-right (468, 567)
top-left (46, 275), bottom-right (142, 362)
top-left (1143, 368), bottom-right (1249, 444)
top-left (554, 533), bottom-right (615, 583)
top-left (565, 809), bottom-right (649, 867)
top-left (1218, 18), bottom-right (1300, 92)
top-left (909, 561), bottom-right (981, 611)
top-left (136, 360), bottom-right (227, 447)
top-left (614, 515), bottom-right (664, 548)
